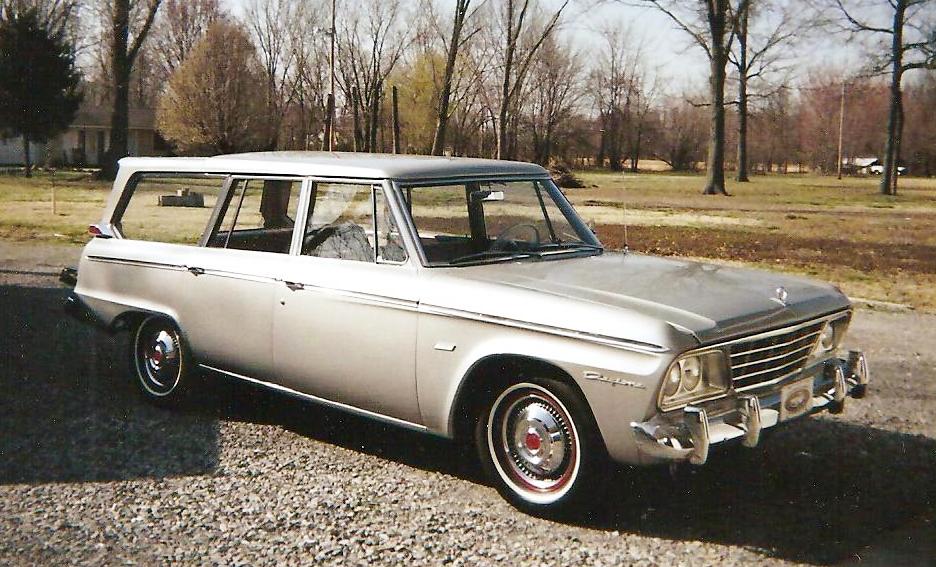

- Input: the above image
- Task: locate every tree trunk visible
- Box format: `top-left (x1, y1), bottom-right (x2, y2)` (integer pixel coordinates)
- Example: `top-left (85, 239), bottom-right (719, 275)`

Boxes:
top-left (881, 1), bottom-right (906, 196)
top-left (98, 0), bottom-right (160, 179)
top-left (735, 2), bottom-right (750, 182)
top-left (391, 85), bottom-right (401, 154)
top-left (630, 124), bottom-right (641, 172)
top-left (22, 135), bottom-right (31, 178)
top-left (369, 83), bottom-right (380, 152)
top-left (352, 87), bottom-right (362, 152)
top-left (431, 0), bottom-right (469, 156)
top-left (101, 0), bottom-right (131, 180)
top-left (703, 0), bottom-right (729, 195)
top-left (497, 1), bottom-right (517, 160)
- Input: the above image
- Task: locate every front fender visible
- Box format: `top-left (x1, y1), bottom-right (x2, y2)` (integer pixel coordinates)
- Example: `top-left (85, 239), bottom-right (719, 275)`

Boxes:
top-left (415, 309), bottom-right (674, 465)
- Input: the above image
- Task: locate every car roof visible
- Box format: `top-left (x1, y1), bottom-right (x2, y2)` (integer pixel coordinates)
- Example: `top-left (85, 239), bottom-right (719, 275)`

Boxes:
top-left (117, 151), bottom-right (549, 181)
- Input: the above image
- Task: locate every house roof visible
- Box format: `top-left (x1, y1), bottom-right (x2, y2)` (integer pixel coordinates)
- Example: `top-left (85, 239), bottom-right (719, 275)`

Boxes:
top-left (117, 152), bottom-right (549, 180)
top-left (70, 104), bottom-right (155, 130)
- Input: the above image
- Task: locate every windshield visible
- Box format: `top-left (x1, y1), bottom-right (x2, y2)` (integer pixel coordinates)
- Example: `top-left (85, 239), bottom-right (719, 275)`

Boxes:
top-left (402, 178), bottom-right (602, 266)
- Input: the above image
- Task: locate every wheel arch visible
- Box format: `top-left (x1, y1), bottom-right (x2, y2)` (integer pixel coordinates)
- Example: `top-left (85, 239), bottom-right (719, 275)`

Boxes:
top-left (448, 353), bottom-right (606, 452)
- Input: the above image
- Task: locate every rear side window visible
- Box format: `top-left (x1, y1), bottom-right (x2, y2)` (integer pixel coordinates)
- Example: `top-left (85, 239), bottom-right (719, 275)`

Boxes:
top-left (116, 174), bottom-right (225, 244)
top-left (207, 178), bottom-right (302, 254)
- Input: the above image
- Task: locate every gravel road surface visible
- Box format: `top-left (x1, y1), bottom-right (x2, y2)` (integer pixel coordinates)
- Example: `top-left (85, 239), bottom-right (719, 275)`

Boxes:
top-left (1, 270), bottom-right (934, 566)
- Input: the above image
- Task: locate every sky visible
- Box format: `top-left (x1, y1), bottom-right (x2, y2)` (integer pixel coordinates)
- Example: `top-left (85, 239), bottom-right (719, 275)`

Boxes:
top-left (225, 0), bottom-right (866, 94)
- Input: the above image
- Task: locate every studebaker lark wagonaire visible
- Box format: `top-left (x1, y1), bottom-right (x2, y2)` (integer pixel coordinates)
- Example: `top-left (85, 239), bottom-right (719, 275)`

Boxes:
top-left (67, 152), bottom-right (870, 512)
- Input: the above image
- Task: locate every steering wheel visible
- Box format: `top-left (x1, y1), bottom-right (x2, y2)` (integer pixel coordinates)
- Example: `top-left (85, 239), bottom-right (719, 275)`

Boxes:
top-left (491, 223), bottom-right (541, 251)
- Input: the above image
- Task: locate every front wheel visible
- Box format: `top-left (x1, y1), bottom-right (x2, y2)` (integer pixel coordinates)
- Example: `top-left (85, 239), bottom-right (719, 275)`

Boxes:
top-left (475, 378), bottom-right (604, 513)
top-left (132, 316), bottom-right (193, 404)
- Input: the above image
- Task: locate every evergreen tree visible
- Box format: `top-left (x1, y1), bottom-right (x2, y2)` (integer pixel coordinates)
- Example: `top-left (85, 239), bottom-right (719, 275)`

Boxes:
top-left (0, 5), bottom-right (82, 176)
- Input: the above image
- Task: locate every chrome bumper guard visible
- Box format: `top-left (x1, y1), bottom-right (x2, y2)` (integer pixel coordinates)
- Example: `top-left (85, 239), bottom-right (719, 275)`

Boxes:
top-left (632, 350), bottom-right (870, 465)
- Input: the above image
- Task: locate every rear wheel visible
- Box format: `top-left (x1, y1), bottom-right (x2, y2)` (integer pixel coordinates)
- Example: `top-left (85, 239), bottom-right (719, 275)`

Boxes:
top-left (132, 316), bottom-right (193, 403)
top-left (475, 377), bottom-right (604, 513)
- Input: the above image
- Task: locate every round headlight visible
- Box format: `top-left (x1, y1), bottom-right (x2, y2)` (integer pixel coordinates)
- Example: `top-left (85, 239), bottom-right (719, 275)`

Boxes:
top-left (818, 322), bottom-right (835, 352)
top-left (663, 364), bottom-right (681, 397)
top-left (681, 356), bottom-right (702, 391)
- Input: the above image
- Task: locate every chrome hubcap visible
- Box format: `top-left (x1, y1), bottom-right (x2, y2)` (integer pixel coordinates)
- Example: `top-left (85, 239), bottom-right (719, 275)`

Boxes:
top-left (488, 384), bottom-right (579, 502)
top-left (137, 323), bottom-right (182, 396)
top-left (507, 401), bottom-right (568, 478)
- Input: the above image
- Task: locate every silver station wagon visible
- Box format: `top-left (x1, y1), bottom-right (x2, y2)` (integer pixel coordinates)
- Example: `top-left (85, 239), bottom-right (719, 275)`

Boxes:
top-left (68, 152), bottom-right (870, 512)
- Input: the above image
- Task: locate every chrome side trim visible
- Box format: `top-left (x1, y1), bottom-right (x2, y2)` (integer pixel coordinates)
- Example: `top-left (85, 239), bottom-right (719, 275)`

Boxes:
top-left (280, 280), bottom-right (419, 311)
top-left (87, 255), bottom-right (186, 271)
top-left (200, 364), bottom-right (428, 432)
top-left (420, 304), bottom-right (669, 354)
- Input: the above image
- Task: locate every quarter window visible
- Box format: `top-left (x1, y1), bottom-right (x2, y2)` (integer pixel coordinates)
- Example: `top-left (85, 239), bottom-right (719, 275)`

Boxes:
top-left (116, 174), bottom-right (225, 244)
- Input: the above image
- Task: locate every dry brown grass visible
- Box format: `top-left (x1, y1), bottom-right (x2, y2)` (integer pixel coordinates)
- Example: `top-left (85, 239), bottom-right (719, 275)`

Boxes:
top-left (2, 169), bottom-right (935, 311)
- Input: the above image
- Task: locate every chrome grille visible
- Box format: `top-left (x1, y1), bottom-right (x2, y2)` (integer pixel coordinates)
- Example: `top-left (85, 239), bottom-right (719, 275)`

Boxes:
top-left (729, 321), bottom-right (824, 390)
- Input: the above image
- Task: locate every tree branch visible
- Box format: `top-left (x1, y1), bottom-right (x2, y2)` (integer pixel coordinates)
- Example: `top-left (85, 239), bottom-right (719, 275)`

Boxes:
top-left (128, 0), bottom-right (162, 64)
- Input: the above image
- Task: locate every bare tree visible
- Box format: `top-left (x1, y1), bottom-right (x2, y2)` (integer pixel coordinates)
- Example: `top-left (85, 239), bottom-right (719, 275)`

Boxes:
top-left (730, 0), bottom-right (798, 181)
top-left (96, 0), bottom-right (162, 179)
top-left (631, 0), bottom-right (740, 194)
top-left (287, 0), bottom-right (329, 150)
top-left (493, 0), bottom-right (569, 160)
top-left (528, 35), bottom-right (581, 165)
top-left (244, 0), bottom-right (307, 150)
top-left (591, 25), bottom-right (641, 170)
top-left (3, 0), bottom-right (78, 36)
top-left (830, 0), bottom-right (936, 195)
top-left (337, 0), bottom-right (410, 152)
top-left (150, 0), bottom-right (222, 79)
top-left (653, 99), bottom-right (709, 171)
top-left (430, 0), bottom-right (478, 155)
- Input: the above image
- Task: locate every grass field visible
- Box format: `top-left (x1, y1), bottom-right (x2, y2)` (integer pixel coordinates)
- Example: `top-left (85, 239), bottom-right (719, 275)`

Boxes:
top-left (2, 169), bottom-right (935, 311)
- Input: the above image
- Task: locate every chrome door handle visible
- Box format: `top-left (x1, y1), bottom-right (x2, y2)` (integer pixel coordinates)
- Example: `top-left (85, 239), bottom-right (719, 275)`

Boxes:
top-left (187, 266), bottom-right (205, 276)
top-left (284, 281), bottom-right (305, 291)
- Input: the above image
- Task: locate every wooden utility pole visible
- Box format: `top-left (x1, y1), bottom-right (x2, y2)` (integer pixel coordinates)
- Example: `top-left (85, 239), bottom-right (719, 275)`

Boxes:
top-left (837, 81), bottom-right (846, 180)
top-left (321, 94), bottom-right (334, 151)
top-left (392, 86), bottom-right (401, 154)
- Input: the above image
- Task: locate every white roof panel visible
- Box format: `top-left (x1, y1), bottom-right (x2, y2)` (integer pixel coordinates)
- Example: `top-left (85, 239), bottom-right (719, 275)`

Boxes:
top-left (118, 151), bottom-right (548, 180)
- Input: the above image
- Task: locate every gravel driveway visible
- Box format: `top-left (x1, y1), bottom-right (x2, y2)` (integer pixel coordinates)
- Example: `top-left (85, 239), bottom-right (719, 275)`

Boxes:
top-left (1, 270), bottom-right (934, 566)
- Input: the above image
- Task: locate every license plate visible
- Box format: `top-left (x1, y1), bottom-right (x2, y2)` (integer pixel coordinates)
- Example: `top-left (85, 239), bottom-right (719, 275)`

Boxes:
top-left (780, 376), bottom-right (814, 421)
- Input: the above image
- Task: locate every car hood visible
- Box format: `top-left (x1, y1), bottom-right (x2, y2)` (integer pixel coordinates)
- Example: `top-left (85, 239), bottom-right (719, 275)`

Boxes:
top-left (433, 252), bottom-right (850, 345)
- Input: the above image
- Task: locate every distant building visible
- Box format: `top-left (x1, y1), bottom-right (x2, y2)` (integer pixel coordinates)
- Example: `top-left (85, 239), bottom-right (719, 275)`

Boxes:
top-left (0, 102), bottom-right (157, 167)
top-left (840, 157), bottom-right (878, 175)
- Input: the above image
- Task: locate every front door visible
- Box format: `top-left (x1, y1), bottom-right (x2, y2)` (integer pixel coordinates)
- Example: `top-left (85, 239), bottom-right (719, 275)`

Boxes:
top-left (271, 181), bottom-right (421, 425)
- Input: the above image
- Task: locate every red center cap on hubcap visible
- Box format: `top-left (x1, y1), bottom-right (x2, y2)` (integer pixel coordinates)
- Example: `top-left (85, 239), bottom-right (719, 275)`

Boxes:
top-left (152, 348), bottom-right (163, 363)
top-left (525, 431), bottom-right (542, 451)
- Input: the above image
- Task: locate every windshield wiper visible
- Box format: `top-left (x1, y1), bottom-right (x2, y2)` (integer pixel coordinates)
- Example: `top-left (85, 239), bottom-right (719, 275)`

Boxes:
top-left (447, 250), bottom-right (539, 265)
top-left (534, 242), bottom-right (604, 255)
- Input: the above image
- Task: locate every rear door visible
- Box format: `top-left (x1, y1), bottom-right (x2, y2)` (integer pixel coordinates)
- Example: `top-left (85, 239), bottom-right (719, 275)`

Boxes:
top-left (181, 176), bottom-right (304, 379)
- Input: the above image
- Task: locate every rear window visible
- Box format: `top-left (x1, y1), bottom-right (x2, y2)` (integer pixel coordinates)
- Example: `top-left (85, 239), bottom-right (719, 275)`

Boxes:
top-left (115, 174), bottom-right (225, 244)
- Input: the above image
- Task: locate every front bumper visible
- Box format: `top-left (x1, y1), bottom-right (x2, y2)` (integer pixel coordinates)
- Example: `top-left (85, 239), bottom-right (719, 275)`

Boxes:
top-left (631, 351), bottom-right (870, 465)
